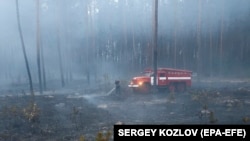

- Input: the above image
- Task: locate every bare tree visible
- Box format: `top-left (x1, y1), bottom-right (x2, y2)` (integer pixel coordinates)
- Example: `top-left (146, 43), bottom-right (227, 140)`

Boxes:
top-left (15, 0), bottom-right (35, 99)
top-left (219, 0), bottom-right (225, 76)
top-left (85, 0), bottom-right (91, 84)
top-left (41, 39), bottom-right (47, 90)
top-left (36, 0), bottom-right (43, 94)
top-left (153, 0), bottom-right (158, 90)
top-left (89, 0), bottom-right (97, 82)
top-left (196, 0), bottom-right (202, 80)
top-left (209, 23), bottom-right (213, 77)
top-left (57, 31), bottom-right (65, 87)
top-left (173, 0), bottom-right (178, 68)
top-left (56, 2), bottom-right (65, 87)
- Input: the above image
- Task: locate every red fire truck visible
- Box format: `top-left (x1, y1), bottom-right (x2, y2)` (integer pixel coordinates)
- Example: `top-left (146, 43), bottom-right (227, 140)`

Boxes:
top-left (128, 68), bottom-right (192, 93)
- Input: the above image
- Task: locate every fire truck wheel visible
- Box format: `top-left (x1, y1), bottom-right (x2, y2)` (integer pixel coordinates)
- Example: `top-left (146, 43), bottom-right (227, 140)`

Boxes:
top-left (142, 83), bottom-right (151, 94)
top-left (177, 83), bottom-right (186, 93)
top-left (168, 84), bottom-right (175, 93)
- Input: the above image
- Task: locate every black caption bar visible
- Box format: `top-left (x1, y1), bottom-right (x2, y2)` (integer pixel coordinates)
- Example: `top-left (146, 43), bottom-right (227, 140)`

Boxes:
top-left (114, 125), bottom-right (250, 141)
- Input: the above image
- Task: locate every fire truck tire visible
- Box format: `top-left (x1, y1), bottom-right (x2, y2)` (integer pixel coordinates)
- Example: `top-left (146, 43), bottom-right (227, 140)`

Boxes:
top-left (168, 84), bottom-right (175, 93)
top-left (177, 83), bottom-right (186, 93)
top-left (142, 83), bottom-right (151, 94)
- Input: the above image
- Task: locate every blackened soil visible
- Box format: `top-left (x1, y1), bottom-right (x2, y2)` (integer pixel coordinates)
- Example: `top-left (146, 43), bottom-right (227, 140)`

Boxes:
top-left (0, 79), bottom-right (250, 141)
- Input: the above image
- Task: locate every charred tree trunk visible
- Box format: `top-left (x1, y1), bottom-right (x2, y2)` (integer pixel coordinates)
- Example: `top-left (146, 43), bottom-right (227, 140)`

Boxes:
top-left (219, 0), bottom-right (225, 77)
top-left (86, 1), bottom-right (91, 85)
top-left (15, 0), bottom-right (35, 99)
top-left (57, 34), bottom-right (65, 87)
top-left (196, 0), bottom-right (202, 80)
top-left (41, 40), bottom-right (47, 90)
top-left (173, 0), bottom-right (178, 68)
top-left (89, 5), bottom-right (96, 83)
top-left (132, 23), bottom-right (137, 72)
top-left (122, 2), bottom-right (128, 71)
top-left (56, 3), bottom-right (65, 87)
top-left (153, 0), bottom-right (158, 91)
top-left (36, 0), bottom-right (43, 94)
top-left (209, 23), bottom-right (213, 77)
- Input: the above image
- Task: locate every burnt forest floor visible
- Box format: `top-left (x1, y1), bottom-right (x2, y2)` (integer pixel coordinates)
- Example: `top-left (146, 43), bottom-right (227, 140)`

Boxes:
top-left (0, 78), bottom-right (250, 141)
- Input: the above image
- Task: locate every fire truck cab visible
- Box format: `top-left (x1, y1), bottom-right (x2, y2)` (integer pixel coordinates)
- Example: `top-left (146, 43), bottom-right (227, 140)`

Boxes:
top-left (128, 68), bottom-right (192, 93)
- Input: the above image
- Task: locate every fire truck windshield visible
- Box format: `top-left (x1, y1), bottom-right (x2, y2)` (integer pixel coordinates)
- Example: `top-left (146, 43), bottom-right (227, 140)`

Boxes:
top-left (143, 72), bottom-right (152, 77)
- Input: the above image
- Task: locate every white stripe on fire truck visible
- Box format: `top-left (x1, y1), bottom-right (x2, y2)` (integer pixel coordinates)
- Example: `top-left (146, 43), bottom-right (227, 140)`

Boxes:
top-left (159, 77), bottom-right (167, 80)
top-left (168, 77), bottom-right (191, 80)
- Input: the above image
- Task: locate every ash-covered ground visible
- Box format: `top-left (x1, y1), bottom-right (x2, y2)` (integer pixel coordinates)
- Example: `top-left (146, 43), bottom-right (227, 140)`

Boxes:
top-left (0, 78), bottom-right (250, 141)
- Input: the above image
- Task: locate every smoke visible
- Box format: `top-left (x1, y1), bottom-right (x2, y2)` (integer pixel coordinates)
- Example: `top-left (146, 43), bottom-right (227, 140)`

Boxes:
top-left (0, 0), bottom-right (249, 87)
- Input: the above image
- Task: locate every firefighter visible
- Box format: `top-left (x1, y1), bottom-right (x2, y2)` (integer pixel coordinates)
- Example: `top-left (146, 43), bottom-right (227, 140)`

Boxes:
top-left (115, 80), bottom-right (121, 94)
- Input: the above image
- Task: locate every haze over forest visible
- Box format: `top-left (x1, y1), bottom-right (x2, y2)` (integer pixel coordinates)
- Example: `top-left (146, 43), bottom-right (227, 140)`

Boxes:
top-left (0, 0), bottom-right (250, 89)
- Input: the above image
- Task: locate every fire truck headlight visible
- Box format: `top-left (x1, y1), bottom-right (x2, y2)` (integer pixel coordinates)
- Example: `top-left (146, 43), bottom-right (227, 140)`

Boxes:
top-left (138, 81), bottom-right (143, 86)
